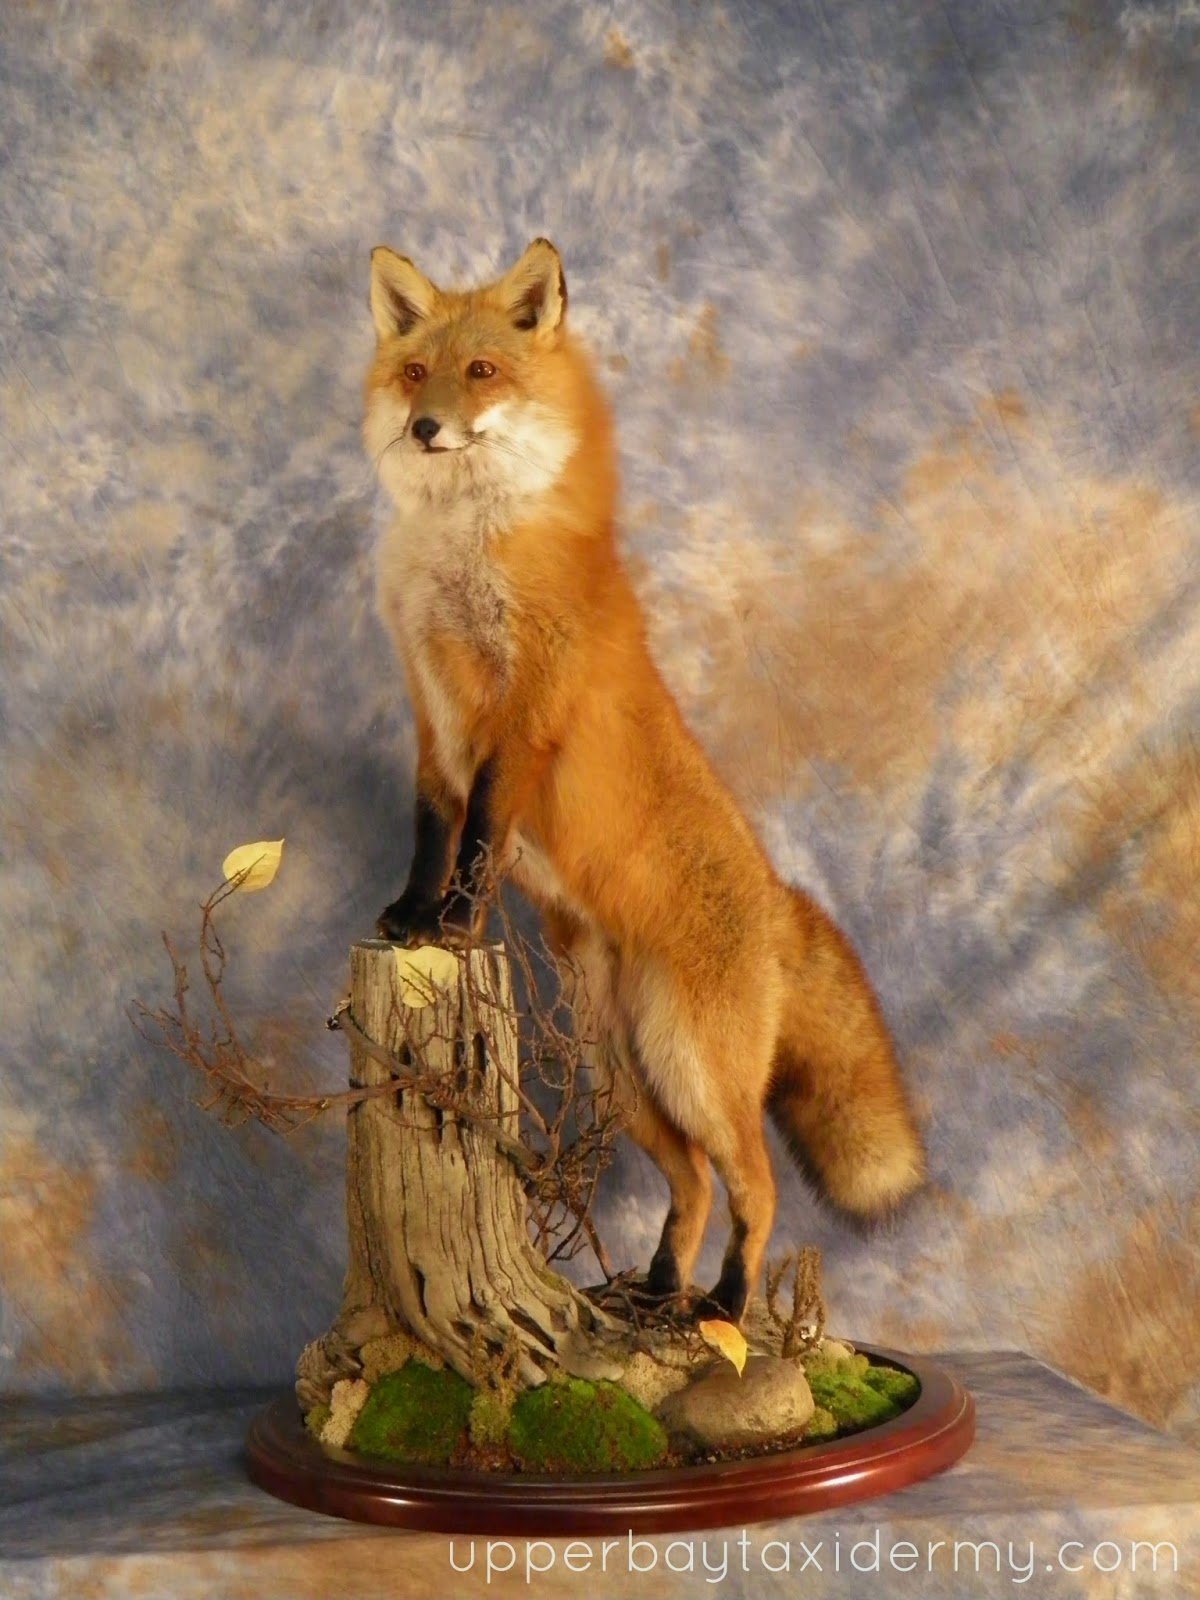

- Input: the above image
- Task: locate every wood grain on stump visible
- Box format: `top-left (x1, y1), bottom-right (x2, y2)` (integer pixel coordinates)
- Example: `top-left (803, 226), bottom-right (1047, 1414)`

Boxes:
top-left (340, 939), bottom-right (605, 1388)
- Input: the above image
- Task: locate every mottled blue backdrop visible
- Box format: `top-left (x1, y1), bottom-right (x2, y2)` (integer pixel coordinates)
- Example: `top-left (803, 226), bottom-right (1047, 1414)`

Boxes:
top-left (1, 0), bottom-right (1197, 1443)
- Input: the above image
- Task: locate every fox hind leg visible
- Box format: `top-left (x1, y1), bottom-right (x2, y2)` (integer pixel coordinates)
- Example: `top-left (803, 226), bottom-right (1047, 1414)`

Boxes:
top-left (628, 1090), bottom-right (713, 1298)
top-left (544, 910), bottom-right (713, 1297)
top-left (589, 1035), bottom-right (713, 1298)
top-left (621, 964), bottom-right (781, 1323)
top-left (695, 1110), bottom-right (776, 1322)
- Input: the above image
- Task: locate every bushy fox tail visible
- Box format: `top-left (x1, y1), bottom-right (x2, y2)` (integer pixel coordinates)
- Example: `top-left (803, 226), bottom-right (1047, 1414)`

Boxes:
top-left (768, 888), bottom-right (925, 1219)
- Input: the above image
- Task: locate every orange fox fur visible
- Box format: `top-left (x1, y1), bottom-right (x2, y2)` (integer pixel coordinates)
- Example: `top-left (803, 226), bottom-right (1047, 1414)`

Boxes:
top-left (363, 238), bottom-right (925, 1320)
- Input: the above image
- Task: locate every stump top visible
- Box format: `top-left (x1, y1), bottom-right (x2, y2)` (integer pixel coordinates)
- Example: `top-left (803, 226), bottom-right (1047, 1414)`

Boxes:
top-left (352, 938), bottom-right (508, 952)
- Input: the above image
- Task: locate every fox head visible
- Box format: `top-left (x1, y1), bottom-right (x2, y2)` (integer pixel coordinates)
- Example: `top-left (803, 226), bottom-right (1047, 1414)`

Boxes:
top-left (364, 238), bottom-right (591, 511)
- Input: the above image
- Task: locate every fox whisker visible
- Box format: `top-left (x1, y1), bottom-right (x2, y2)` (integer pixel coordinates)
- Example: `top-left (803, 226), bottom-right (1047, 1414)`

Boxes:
top-left (477, 433), bottom-right (543, 473)
top-left (373, 432), bottom-right (407, 469)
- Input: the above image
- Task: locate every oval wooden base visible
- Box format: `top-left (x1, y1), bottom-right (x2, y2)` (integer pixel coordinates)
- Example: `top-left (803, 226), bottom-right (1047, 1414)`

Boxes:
top-left (245, 1346), bottom-right (973, 1535)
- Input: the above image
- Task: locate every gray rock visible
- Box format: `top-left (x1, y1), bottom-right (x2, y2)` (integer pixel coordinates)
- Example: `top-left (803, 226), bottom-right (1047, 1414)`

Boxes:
top-left (656, 1354), bottom-right (815, 1450)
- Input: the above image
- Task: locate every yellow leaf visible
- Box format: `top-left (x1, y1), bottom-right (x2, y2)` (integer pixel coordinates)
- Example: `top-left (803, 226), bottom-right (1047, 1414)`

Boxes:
top-left (698, 1318), bottom-right (748, 1376)
top-left (394, 945), bottom-right (460, 1008)
top-left (221, 838), bottom-right (285, 892)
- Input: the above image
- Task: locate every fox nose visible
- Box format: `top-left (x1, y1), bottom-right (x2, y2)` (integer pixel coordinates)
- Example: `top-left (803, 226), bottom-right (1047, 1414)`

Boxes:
top-left (411, 416), bottom-right (441, 446)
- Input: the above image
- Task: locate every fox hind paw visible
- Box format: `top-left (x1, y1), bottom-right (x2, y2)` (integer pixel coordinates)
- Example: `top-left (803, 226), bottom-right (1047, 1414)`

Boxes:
top-left (692, 1267), bottom-right (749, 1325)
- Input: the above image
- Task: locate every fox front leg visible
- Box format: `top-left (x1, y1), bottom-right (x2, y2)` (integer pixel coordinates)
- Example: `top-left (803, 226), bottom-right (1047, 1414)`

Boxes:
top-left (436, 756), bottom-right (499, 941)
top-left (437, 739), bottom-right (554, 940)
top-left (376, 790), bottom-right (463, 944)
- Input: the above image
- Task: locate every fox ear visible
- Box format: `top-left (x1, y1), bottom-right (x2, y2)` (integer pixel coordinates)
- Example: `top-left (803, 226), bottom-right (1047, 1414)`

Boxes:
top-left (369, 248), bottom-right (437, 340)
top-left (497, 238), bottom-right (567, 340)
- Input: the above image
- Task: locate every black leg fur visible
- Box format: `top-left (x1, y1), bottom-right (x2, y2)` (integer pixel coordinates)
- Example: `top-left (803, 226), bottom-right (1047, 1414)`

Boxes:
top-left (645, 1212), bottom-right (684, 1298)
top-left (438, 757), bottom-right (496, 929)
top-left (376, 795), bottom-right (456, 942)
top-left (695, 1221), bottom-right (750, 1322)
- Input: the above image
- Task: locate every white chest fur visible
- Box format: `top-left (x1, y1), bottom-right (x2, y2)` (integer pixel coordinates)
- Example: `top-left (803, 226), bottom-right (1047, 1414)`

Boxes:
top-left (377, 490), bottom-right (514, 798)
top-left (370, 390), bottom-right (578, 797)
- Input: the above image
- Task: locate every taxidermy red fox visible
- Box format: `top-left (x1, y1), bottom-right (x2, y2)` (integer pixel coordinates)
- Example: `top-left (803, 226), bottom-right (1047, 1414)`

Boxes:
top-left (363, 238), bottom-right (925, 1321)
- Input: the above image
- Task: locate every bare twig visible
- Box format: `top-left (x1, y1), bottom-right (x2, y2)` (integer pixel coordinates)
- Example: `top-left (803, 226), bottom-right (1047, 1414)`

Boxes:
top-left (130, 861), bottom-right (626, 1274)
top-left (765, 1247), bottom-right (826, 1358)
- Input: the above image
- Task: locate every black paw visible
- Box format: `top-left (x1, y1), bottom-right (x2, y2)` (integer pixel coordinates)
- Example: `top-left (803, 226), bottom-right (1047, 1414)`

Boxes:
top-left (693, 1266), bottom-right (749, 1324)
top-left (375, 893), bottom-right (444, 947)
top-left (644, 1249), bottom-right (683, 1300)
top-left (623, 1274), bottom-right (683, 1311)
top-left (691, 1294), bottom-right (727, 1323)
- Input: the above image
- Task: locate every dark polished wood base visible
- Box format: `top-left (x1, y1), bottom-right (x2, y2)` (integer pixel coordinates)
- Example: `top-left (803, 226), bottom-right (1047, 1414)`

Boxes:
top-left (245, 1346), bottom-right (974, 1535)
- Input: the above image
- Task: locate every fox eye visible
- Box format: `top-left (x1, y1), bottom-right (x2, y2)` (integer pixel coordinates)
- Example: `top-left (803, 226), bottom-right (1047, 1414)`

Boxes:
top-left (468, 359), bottom-right (496, 380)
top-left (403, 362), bottom-right (426, 383)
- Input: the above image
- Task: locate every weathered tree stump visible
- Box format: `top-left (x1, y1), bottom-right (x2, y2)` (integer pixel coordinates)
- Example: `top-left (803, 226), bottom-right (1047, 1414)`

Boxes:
top-left (265, 951), bottom-right (975, 1525)
top-left (335, 939), bottom-right (609, 1388)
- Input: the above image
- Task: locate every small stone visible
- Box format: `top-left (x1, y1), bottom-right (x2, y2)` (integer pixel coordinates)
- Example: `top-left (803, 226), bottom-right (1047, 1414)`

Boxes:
top-left (657, 1354), bottom-right (815, 1450)
top-left (817, 1339), bottom-right (857, 1367)
top-left (619, 1349), bottom-right (698, 1413)
top-left (558, 1330), bottom-right (628, 1383)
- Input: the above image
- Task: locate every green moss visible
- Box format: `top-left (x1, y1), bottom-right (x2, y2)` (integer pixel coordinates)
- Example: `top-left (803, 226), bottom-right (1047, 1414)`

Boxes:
top-left (509, 1378), bottom-right (668, 1473)
top-left (807, 1363), bottom-right (920, 1434)
top-left (802, 1405), bottom-right (839, 1442)
top-left (802, 1346), bottom-right (870, 1379)
top-left (303, 1403), bottom-right (330, 1440)
top-left (468, 1387), bottom-right (512, 1450)
top-left (803, 1408), bottom-right (838, 1446)
top-left (347, 1361), bottom-right (473, 1464)
top-left (863, 1364), bottom-right (920, 1408)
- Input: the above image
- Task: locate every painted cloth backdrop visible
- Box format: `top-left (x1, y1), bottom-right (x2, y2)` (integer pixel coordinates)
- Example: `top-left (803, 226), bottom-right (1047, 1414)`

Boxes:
top-left (1, 0), bottom-right (1197, 1444)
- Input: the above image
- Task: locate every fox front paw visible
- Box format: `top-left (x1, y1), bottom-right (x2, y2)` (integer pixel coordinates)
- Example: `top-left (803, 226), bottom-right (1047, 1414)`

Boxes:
top-left (375, 893), bottom-right (444, 947)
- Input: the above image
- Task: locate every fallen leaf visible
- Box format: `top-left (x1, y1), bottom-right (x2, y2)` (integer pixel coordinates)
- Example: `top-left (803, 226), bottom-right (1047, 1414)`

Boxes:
top-left (698, 1319), bottom-right (748, 1375)
top-left (395, 945), bottom-right (460, 1008)
top-left (221, 838), bottom-right (284, 892)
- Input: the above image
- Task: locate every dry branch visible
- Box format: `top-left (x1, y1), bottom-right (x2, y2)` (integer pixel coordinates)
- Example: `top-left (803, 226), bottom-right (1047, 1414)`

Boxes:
top-left (130, 871), bottom-right (625, 1279)
top-left (765, 1247), bottom-right (827, 1358)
